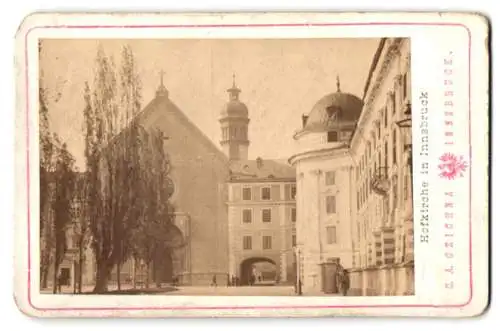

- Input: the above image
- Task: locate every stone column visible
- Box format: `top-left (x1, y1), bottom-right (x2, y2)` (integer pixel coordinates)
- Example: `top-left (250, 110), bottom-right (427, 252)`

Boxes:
top-left (302, 169), bottom-right (323, 294)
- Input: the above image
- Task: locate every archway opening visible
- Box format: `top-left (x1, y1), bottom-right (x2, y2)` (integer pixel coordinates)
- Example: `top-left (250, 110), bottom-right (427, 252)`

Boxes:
top-left (151, 223), bottom-right (184, 285)
top-left (239, 257), bottom-right (277, 286)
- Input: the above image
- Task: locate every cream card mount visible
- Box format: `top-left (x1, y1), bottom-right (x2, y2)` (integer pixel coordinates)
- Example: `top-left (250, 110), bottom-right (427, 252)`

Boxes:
top-left (14, 12), bottom-right (489, 318)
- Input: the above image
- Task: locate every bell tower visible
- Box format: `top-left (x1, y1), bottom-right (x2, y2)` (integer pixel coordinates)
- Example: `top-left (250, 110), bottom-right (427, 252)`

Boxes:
top-left (219, 74), bottom-right (250, 161)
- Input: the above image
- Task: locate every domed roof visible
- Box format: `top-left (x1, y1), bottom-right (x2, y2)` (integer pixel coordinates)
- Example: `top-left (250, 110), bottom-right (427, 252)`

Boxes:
top-left (221, 99), bottom-right (248, 117)
top-left (303, 78), bottom-right (364, 132)
top-left (220, 74), bottom-right (248, 117)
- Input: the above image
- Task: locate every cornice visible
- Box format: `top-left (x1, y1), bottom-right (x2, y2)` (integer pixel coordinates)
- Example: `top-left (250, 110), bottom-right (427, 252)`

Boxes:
top-left (288, 144), bottom-right (350, 165)
top-left (350, 38), bottom-right (404, 152)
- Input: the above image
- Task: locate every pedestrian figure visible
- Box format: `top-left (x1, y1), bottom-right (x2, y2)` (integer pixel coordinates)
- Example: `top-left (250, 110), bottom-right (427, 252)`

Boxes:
top-left (57, 270), bottom-right (63, 294)
top-left (211, 275), bottom-right (217, 287)
top-left (341, 269), bottom-right (350, 296)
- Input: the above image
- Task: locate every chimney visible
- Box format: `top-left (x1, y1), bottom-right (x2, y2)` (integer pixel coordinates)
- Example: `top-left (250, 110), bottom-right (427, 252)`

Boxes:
top-left (256, 157), bottom-right (263, 169)
top-left (302, 114), bottom-right (309, 128)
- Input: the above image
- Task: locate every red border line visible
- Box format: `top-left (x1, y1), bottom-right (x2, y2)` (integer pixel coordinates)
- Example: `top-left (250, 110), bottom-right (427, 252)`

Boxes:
top-left (24, 21), bottom-right (473, 312)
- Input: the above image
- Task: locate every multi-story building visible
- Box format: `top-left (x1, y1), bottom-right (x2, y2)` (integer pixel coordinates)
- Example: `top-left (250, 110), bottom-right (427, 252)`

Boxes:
top-left (289, 38), bottom-right (414, 296)
top-left (349, 38), bottom-right (413, 296)
top-left (222, 77), bottom-right (297, 285)
top-left (289, 77), bottom-right (363, 295)
top-left (227, 158), bottom-right (297, 285)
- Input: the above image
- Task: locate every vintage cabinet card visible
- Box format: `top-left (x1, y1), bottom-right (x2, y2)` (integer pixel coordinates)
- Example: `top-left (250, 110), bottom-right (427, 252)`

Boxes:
top-left (14, 12), bottom-right (489, 317)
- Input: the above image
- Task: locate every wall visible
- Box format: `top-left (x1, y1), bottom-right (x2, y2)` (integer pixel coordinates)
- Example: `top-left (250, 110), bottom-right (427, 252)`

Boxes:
top-left (141, 98), bottom-right (230, 284)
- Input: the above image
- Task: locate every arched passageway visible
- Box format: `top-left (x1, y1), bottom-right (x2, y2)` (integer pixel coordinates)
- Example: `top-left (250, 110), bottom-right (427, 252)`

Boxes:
top-left (151, 223), bottom-right (185, 285)
top-left (239, 257), bottom-right (277, 286)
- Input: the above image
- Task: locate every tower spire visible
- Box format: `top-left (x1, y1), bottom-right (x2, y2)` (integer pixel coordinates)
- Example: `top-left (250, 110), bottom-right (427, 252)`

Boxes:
top-left (156, 69), bottom-right (169, 97)
top-left (227, 73), bottom-right (241, 101)
top-left (336, 75), bottom-right (341, 92)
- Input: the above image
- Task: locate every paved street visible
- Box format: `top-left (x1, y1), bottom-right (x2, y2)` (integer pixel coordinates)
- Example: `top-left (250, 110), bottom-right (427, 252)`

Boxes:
top-left (40, 284), bottom-right (296, 296)
top-left (162, 285), bottom-right (296, 296)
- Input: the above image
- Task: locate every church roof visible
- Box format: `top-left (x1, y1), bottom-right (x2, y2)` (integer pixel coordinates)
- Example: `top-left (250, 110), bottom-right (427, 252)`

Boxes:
top-left (229, 157), bottom-right (296, 182)
top-left (138, 96), bottom-right (229, 165)
top-left (302, 76), bottom-right (363, 133)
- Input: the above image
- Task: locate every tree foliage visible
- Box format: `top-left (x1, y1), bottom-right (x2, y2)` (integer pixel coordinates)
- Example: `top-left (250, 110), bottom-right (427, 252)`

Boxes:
top-left (82, 44), bottom-right (175, 293)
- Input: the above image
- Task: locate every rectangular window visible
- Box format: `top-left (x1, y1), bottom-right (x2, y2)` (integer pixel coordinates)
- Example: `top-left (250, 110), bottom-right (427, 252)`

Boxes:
top-left (384, 142), bottom-right (389, 167)
top-left (291, 185), bottom-right (297, 200)
top-left (392, 181), bottom-right (398, 210)
top-left (403, 73), bottom-right (408, 100)
top-left (261, 187), bottom-right (271, 200)
top-left (326, 196), bottom-right (336, 214)
top-left (263, 236), bottom-right (272, 249)
top-left (404, 174), bottom-right (410, 200)
top-left (392, 131), bottom-right (398, 165)
top-left (327, 131), bottom-right (338, 142)
top-left (291, 208), bottom-right (297, 223)
top-left (292, 234), bottom-right (297, 247)
top-left (325, 171), bottom-right (336, 186)
top-left (262, 209), bottom-right (272, 223)
top-left (384, 106), bottom-right (388, 127)
top-left (242, 209), bottom-right (252, 223)
top-left (326, 226), bottom-right (337, 244)
top-left (243, 236), bottom-right (252, 250)
top-left (242, 187), bottom-right (252, 201)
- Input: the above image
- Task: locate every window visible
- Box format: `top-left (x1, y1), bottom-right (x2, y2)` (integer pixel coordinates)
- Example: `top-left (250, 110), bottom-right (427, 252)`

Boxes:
top-left (384, 106), bottom-right (388, 127)
top-left (291, 208), bottom-right (296, 223)
top-left (291, 185), bottom-right (297, 200)
top-left (261, 187), bottom-right (271, 200)
top-left (392, 130), bottom-right (397, 165)
top-left (263, 236), bottom-right (272, 249)
top-left (325, 171), bottom-right (336, 186)
top-left (391, 92), bottom-right (396, 115)
top-left (327, 131), bottom-right (338, 142)
top-left (242, 209), bottom-right (252, 223)
top-left (404, 174), bottom-right (410, 200)
top-left (403, 73), bottom-right (408, 99)
top-left (392, 181), bottom-right (398, 210)
top-left (292, 234), bottom-right (297, 247)
top-left (384, 142), bottom-right (389, 167)
top-left (326, 226), bottom-right (337, 244)
top-left (243, 236), bottom-right (252, 250)
top-left (262, 209), bottom-right (272, 223)
top-left (242, 187), bottom-right (252, 201)
top-left (326, 196), bottom-right (336, 214)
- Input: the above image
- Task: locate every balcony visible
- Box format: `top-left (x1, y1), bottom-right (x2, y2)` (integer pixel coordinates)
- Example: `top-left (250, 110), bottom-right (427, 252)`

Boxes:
top-left (370, 167), bottom-right (390, 195)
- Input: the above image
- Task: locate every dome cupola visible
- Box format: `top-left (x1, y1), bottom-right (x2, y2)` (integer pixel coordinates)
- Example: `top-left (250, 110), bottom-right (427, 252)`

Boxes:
top-left (302, 76), bottom-right (363, 133)
top-left (221, 74), bottom-right (249, 117)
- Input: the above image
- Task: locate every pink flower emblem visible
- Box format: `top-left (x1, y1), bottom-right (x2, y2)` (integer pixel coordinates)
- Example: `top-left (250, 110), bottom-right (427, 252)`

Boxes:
top-left (438, 153), bottom-right (468, 180)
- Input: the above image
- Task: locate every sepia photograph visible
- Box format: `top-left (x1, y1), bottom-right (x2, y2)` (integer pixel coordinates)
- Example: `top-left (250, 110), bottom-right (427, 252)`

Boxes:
top-left (37, 37), bottom-right (414, 297)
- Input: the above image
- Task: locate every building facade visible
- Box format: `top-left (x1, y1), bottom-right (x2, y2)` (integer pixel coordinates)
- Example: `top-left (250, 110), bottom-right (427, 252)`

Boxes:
top-left (227, 159), bottom-right (297, 285)
top-left (289, 38), bottom-right (414, 296)
top-left (289, 77), bottom-right (363, 295)
top-left (221, 77), bottom-right (297, 285)
top-left (348, 38), bottom-right (414, 296)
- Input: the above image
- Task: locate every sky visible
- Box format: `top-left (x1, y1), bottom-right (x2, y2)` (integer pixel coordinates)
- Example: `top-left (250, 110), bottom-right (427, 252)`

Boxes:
top-left (40, 38), bottom-right (380, 169)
